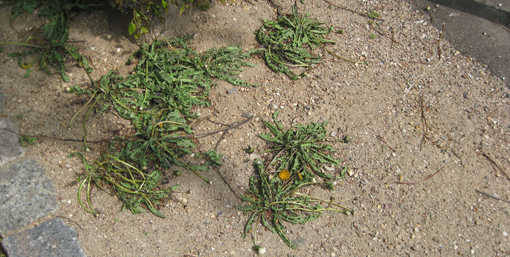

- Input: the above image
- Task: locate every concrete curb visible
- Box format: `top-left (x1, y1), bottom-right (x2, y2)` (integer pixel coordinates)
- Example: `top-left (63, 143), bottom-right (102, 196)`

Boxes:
top-left (403, 0), bottom-right (510, 88)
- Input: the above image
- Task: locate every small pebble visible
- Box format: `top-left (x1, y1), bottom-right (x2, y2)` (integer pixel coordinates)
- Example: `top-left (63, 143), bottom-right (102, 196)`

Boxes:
top-left (330, 131), bottom-right (337, 137)
top-left (463, 92), bottom-right (468, 99)
top-left (227, 88), bottom-right (238, 94)
top-left (242, 112), bottom-right (253, 118)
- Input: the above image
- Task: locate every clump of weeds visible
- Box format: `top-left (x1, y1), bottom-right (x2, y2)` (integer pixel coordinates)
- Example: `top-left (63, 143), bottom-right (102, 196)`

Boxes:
top-left (1, 0), bottom-right (102, 80)
top-left (255, 5), bottom-right (335, 80)
top-left (72, 35), bottom-right (261, 217)
top-left (238, 110), bottom-right (352, 249)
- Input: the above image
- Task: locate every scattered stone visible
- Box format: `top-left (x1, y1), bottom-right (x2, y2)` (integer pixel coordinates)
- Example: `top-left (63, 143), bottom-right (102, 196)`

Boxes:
top-left (411, 245), bottom-right (421, 251)
top-left (2, 218), bottom-right (86, 257)
top-left (396, 220), bottom-right (403, 226)
top-left (249, 153), bottom-right (261, 160)
top-left (242, 112), bottom-right (254, 118)
top-left (0, 119), bottom-right (25, 167)
top-left (227, 88), bottom-right (239, 94)
top-left (0, 159), bottom-right (59, 235)
top-left (330, 131), bottom-right (337, 137)
top-left (463, 92), bottom-right (468, 99)
top-left (323, 166), bottom-right (335, 172)
top-left (291, 237), bottom-right (306, 248)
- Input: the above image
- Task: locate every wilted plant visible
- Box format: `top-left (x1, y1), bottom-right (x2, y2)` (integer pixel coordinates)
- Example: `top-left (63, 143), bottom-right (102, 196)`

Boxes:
top-left (238, 111), bottom-right (351, 249)
top-left (256, 5), bottom-right (335, 80)
top-left (72, 35), bottom-right (260, 217)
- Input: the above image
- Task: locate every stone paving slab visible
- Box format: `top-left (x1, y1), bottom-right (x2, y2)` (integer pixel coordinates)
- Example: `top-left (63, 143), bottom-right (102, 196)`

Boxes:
top-left (0, 159), bottom-right (59, 236)
top-left (1, 217), bottom-right (86, 257)
top-left (0, 118), bottom-right (25, 167)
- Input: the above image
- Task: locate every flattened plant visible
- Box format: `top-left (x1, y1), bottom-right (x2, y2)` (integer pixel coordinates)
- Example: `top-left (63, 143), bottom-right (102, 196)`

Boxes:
top-left (260, 110), bottom-right (343, 180)
top-left (256, 5), bottom-right (335, 80)
top-left (73, 35), bottom-right (260, 217)
top-left (3, 36), bottom-right (92, 81)
top-left (238, 111), bottom-right (352, 249)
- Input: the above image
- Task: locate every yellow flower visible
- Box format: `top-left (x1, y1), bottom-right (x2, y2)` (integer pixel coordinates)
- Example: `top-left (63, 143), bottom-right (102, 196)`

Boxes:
top-left (21, 62), bottom-right (32, 69)
top-left (297, 171), bottom-right (303, 180)
top-left (279, 169), bottom-right (290, 180)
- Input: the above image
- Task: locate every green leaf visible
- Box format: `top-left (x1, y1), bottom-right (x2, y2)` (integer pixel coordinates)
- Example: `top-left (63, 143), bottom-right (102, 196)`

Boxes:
top-left (24, 68), bottom-right (32, 78)
top-left (61, 73), bottom-right (70, 82)
top-left (148, 205), bottom-right (166, 218)
top-left (134, 33), bottom-right (141, 39)
top-left (129, 22), bottom-right (136, 35)
top-left (140, 27), bottom-right (149, 34)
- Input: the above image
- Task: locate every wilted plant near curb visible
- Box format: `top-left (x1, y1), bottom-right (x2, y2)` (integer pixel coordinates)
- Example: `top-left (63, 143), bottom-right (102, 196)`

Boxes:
top-left (238, 111), bottom-right (352, 249)
top-left (72, 152), bottom-right (177, 218)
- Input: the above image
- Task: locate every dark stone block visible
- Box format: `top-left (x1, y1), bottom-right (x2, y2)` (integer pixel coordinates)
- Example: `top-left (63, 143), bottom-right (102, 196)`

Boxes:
top-left (0, 159), bottom-right (58, 236)
top-left (2, 218), bottom-right (86, 257)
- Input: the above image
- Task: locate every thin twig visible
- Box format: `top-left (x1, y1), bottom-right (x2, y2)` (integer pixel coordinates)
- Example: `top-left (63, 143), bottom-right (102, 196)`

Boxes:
top-left (211, 116), bottom-right (255, 200)
top-left (316, 40), bottom-right (365, 64)
top-left (482, 152), bottom-right (510, 180)
top-left (419, 92), bottom-right (429, 151)
top-left (214, 121), bottom-right (238, 151)
top-left (437, 24), bottom-right (445, 61)
top-left (378, 135), bottom-right (396, 152)
top-left (322, 0), bottom-right (385, 21)
top-left (495, 20), bottom-right (510, 33)
top-left (207, 117), bottom-right (229, 127)
top-left (154, 116), bottom-right (253, 142)
top-left (54, 215), bottom-right (84, 230)
top-left (395, 166), bottom-right (444, 185)
top-left (475, 189), bottom-right (510, 204)
top-left (268, 0), bottom-right (283, 17)
top-left (404, 61), bottom-right (431, 66)
top-left (2, 128), bottom-right (109, 144)
top-left (369, 23), bottom-right (401, 45)
top-left (426, 137), bottom-right (462, 160)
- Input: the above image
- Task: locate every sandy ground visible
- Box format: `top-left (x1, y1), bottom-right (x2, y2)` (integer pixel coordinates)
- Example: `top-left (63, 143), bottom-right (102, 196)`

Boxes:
top-left (1, 0), bottom-right (510, 256)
